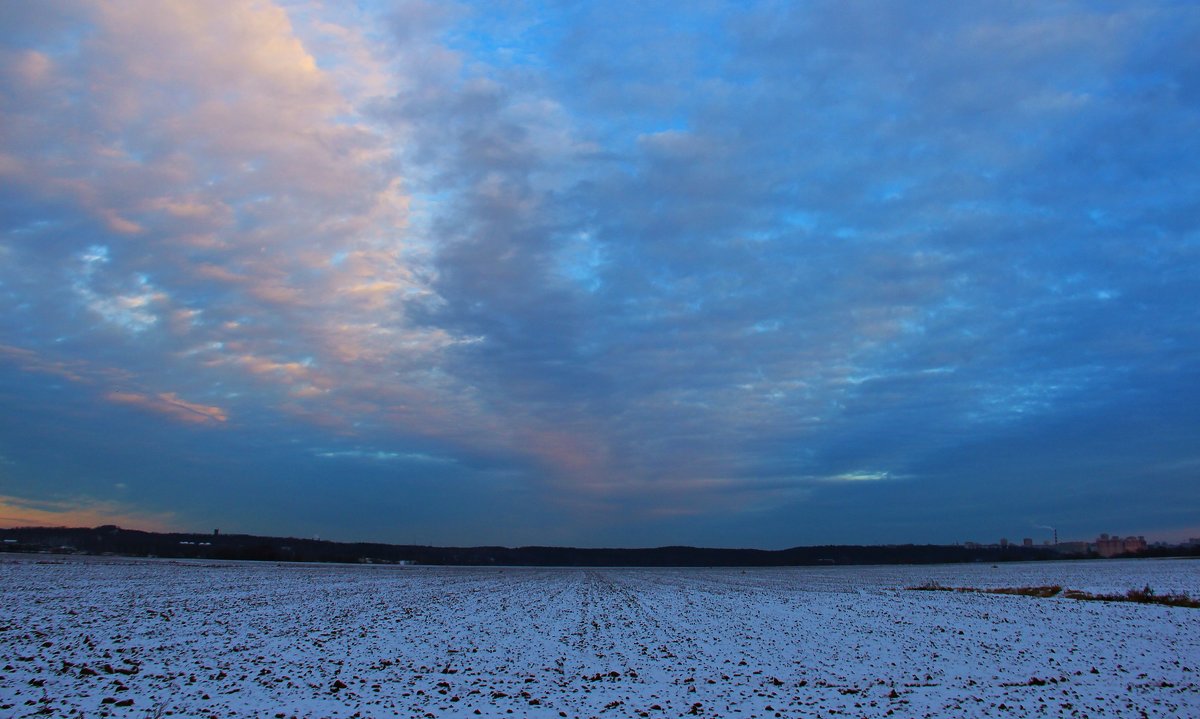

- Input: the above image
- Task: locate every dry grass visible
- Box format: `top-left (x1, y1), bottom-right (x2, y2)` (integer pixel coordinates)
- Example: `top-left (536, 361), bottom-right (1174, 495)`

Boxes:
top-left (906, 583), bottom-right (1199, 608)
top-left (906, 582), bottom-right (1062, 597)
top-left (1062, 585), bottom-right (1200, 608)
top-left (985, 585), bottom-right (1063, 598)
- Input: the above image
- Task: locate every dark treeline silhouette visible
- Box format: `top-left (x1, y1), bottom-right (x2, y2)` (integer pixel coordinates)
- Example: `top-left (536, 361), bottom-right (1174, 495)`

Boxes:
top-left (4, 525), bottom-right (1191, 566)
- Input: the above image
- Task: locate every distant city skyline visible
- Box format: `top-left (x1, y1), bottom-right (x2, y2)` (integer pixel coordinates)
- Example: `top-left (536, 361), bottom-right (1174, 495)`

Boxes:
top-left (1, 2), bottom-right (1198, 548)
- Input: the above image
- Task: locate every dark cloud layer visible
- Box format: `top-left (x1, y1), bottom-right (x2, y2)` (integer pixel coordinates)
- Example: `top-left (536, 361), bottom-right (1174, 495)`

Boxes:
top-left (0, 1), bottom-right (1197, 546)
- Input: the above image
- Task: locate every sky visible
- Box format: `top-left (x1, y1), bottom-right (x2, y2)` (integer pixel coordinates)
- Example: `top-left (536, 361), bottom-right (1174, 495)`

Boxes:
top-left (1, 1), bottom-right (1198, 549)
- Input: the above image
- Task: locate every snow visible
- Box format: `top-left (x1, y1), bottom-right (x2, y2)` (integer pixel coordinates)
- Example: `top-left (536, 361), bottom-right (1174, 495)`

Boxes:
top-left (2, 556), bottom-right (1197, 718)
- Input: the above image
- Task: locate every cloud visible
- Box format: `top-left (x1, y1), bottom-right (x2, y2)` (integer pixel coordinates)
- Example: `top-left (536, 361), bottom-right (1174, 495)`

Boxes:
top-left (0, 344), bottom-right (89, 384)
top-left (823, 471), bottom-right (892, 483)
top-left (370, 0), bottom-right (1200, 520)
top-left (0, 344), bottom-right (230, 427)
top-left (314, 449), bottom-right (453, 464)
top-left (0, 3), bottom-right (488, 441)
top-left (105, 391), bottom-right (228, 425)
top-left (0, 1), bottom-right (1198, 544)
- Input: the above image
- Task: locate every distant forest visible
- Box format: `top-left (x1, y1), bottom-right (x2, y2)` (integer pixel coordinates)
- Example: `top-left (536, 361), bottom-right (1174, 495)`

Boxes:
top-left (3, 526), bottom-right (1193, 567)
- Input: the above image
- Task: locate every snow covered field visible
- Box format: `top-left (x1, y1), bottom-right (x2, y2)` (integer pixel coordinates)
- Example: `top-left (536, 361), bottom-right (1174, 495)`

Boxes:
top-left (2, 556), bottom-right (1197, 718)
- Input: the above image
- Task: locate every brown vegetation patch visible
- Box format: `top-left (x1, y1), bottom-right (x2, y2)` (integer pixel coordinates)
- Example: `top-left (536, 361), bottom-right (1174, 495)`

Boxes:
top-left (906, 582), bottom-right (1199, 608)
top-left (1062, 585), bottom-right (1200, 608)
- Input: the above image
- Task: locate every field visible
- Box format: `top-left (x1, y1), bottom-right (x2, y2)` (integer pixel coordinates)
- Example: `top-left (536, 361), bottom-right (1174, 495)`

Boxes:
top-left (1, 556), bottom-right (1197, 718)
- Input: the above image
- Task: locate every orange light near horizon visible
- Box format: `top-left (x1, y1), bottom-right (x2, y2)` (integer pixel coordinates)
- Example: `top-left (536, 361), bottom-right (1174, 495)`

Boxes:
top-left (0, 495), bottom-right (174, 533)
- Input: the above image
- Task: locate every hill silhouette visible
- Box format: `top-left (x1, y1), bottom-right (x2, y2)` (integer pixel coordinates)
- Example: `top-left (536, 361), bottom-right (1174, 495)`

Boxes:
top-left (0, 525), bottom-right (1118, 566)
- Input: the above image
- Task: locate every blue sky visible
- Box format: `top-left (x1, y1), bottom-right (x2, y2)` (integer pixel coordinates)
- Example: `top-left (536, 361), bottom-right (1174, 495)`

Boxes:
top-left (1, 1), bottom-right (1197, 547)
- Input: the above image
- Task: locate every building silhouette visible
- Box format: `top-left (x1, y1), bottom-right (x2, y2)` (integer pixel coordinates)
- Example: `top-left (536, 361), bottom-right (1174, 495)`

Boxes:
top-left (1095, 533), bottom-right (1146, 558)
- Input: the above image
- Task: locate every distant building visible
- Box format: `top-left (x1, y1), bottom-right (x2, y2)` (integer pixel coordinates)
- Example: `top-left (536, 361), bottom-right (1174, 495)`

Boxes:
top-left (1095, 533), bottom-right (1147, 558)
top-left (1022, 538), bottom-right (1033, 547)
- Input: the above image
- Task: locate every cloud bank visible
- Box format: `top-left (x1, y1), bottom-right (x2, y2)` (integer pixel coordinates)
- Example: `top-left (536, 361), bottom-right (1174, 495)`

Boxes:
top-left (1, 1), bottom-right (1197, 546)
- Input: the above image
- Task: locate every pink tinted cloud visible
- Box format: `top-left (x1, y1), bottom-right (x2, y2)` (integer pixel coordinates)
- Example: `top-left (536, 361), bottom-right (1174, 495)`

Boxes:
top-left (0, 1), bottom-right (628, 507)
top-left (105, 391), bottom-right (228, 425)
top-left (0, 344), bottom-right (89, 384)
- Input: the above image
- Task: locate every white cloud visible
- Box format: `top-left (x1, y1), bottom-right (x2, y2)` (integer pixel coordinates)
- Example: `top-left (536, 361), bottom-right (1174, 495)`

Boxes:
top-left (315, 449), bottom-right (453, 464)
top-left (826, 471), bottom-right (891, 483)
